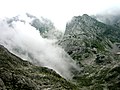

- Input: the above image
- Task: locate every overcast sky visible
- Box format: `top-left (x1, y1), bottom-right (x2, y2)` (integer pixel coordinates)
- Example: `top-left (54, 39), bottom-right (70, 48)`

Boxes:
top-left (0, 0), bottom-right (120, 30)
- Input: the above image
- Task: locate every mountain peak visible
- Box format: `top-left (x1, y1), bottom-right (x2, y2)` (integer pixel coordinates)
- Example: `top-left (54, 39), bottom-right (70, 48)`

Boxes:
top-left (82, 14), bottom-right (89, 17)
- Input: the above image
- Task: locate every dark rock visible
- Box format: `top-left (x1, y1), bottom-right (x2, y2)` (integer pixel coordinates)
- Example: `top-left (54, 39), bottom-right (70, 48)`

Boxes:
top-left (0, 78), bottom-right (7, 90)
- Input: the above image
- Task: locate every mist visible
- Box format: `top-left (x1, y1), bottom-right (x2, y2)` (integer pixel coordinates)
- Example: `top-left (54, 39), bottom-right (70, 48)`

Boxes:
top-left (93, 8), bottom-right (120, 26)
top-left (0, 18), bottom-right (79, 79)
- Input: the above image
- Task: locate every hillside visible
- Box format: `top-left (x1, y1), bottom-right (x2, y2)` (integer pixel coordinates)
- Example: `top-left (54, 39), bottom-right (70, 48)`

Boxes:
top-left (0, 45), bottom-right (78, 90)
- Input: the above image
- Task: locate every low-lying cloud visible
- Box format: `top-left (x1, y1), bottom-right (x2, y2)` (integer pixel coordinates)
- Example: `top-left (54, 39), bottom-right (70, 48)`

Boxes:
top-left (93, 8), bottom-right (120, 25)
top-left (0, 18), bottom-right (79, 79)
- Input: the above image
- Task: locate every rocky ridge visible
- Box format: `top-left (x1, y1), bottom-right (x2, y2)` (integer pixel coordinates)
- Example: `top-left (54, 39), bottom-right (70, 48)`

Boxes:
top-left (59, 14), bottom-right (120, 89)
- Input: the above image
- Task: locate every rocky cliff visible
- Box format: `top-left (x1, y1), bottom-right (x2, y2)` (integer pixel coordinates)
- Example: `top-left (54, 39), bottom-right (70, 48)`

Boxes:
top-left (59, 14), bottom-right (120, 90)
top-left (60, 14), bottom-right (120, 61)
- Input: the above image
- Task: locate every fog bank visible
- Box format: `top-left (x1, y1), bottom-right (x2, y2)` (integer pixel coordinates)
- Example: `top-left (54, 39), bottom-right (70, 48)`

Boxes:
top-left (0, 19), bottom-right (79, 79)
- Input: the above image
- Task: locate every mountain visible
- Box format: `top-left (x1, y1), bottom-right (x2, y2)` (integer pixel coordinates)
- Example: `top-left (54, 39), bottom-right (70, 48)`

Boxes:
top-left (60, 14), bottom-right (109, 61)
top-left (60, 14), bottom-right (120, 61)
top-left (1, 13), bottom-right (120, 90)
top-left (0, 45), bottom-right (78, 90)
top-left (59, 14), bottom-right (120, 89)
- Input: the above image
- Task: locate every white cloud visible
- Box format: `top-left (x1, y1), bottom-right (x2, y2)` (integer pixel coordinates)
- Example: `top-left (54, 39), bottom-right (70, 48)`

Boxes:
top-left (0, 19), bottom-right (79, 79)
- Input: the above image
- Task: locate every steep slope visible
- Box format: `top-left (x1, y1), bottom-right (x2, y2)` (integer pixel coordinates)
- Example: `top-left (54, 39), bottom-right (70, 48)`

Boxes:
top-left (0, 45), bottom-right (78, 90)
top-left (59, 14), bottom-right (120, 89)
top-left (60, 14), bottom-right (120, 61)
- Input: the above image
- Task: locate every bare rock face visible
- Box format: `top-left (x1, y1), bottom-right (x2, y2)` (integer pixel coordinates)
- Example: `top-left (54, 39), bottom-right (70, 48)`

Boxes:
top-left (60, 14), bottom-right (114, 61)
top-left (0, 45), bottom-right (78, 90)
top-left (59, 14), bottom-right (120, 90)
